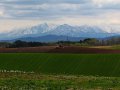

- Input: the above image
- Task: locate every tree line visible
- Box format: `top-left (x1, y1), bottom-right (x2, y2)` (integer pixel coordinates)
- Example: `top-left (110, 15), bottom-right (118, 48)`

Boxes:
top-left (0, 40), bottom-right (48, 48)
top-left (0, 36), bottom-right (120, 48)
top-left (79, 37), bottom-right (120, 46)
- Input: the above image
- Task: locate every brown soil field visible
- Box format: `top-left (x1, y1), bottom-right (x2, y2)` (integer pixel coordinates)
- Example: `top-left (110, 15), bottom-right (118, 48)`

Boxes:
top-left (0, 46), bottom-right (55, 53)
top-left (0, 46), bottom-right (120, 54)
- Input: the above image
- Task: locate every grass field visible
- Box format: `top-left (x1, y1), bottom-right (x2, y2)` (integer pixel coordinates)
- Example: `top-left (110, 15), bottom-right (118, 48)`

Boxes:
top-left (0, 73), bottom-right (120, 90)
top-left (90, 45), bottom-right (120, 50)
top-left (0, 53), bottom-right (120, 77)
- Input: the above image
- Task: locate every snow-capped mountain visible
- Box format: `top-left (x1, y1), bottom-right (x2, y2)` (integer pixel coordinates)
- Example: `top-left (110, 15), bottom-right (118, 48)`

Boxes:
top-left (4, 23), bottom-right (56, 37)
top-left (48, 24), bottom-right (108, 37)
top-left (0, 23), bottom-right (119, 41)
top-left (100, 25), bottom-right (120, 33)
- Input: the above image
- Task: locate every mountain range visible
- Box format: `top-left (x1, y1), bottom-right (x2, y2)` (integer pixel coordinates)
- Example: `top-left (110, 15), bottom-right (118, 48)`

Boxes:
top-left (0, 23), bottom-right (120, 42)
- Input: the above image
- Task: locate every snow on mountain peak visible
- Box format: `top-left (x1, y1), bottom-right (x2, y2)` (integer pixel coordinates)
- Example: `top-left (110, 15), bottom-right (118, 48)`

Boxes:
top-left (0, 23), bottom-right (120, 40)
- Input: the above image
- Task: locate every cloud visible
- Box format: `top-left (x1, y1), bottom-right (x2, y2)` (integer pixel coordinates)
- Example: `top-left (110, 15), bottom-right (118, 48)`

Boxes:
top-left (0, 0), bottom-right (119, 32)
top-left (0, 0), bottom-right (89, 5)
top-left (0, 19), bottom-right (42, 33)
top-left (0, 11), bottom-right (4, 16)
top-left (92, 0), bottom-right (120, 4)
top-left (92, 0), bottom-right (120, 8)
top-left (0, 0), bottom-right (119, 19)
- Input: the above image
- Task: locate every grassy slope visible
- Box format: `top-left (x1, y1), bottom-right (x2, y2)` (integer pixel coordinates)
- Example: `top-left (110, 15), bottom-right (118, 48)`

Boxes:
top-left (0, 53), bottom-right (120, 76)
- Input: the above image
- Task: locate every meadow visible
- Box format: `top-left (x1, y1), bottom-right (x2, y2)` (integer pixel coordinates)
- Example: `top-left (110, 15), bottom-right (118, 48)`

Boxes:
top-left (0, 53), bottom-right (120, 77)
top-left (0, 73), bottom-right (120, 90)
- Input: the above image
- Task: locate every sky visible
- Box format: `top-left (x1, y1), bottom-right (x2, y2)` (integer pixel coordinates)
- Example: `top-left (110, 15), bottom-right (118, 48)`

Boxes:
top-left (0, 0), bottom-right (120, 32)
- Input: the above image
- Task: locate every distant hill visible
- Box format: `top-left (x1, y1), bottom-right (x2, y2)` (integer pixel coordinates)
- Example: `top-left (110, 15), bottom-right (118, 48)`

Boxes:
top-left (2, 35), bottom-right (86, 42)
top-left (103, 35), bottom-right (120, 40)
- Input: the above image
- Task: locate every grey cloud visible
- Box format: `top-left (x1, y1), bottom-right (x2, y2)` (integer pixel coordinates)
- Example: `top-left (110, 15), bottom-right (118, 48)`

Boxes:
top-left (0, 0), bottom-right (89, 5)
top-left (0, 0), bottom-right (119, 20)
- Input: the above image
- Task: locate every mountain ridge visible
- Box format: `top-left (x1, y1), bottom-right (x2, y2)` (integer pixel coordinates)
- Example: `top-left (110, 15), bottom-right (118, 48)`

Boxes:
top-left (0, 23), bottom-right (119, 41)
top-left (1, 35), bottom-right (87, 42)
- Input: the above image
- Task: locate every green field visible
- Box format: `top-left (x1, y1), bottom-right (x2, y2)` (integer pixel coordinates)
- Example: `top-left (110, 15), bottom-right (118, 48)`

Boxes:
top-left (0, 73), bottom-right (120, 90)
top-left (0, 53), bottom-right (120, 77)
